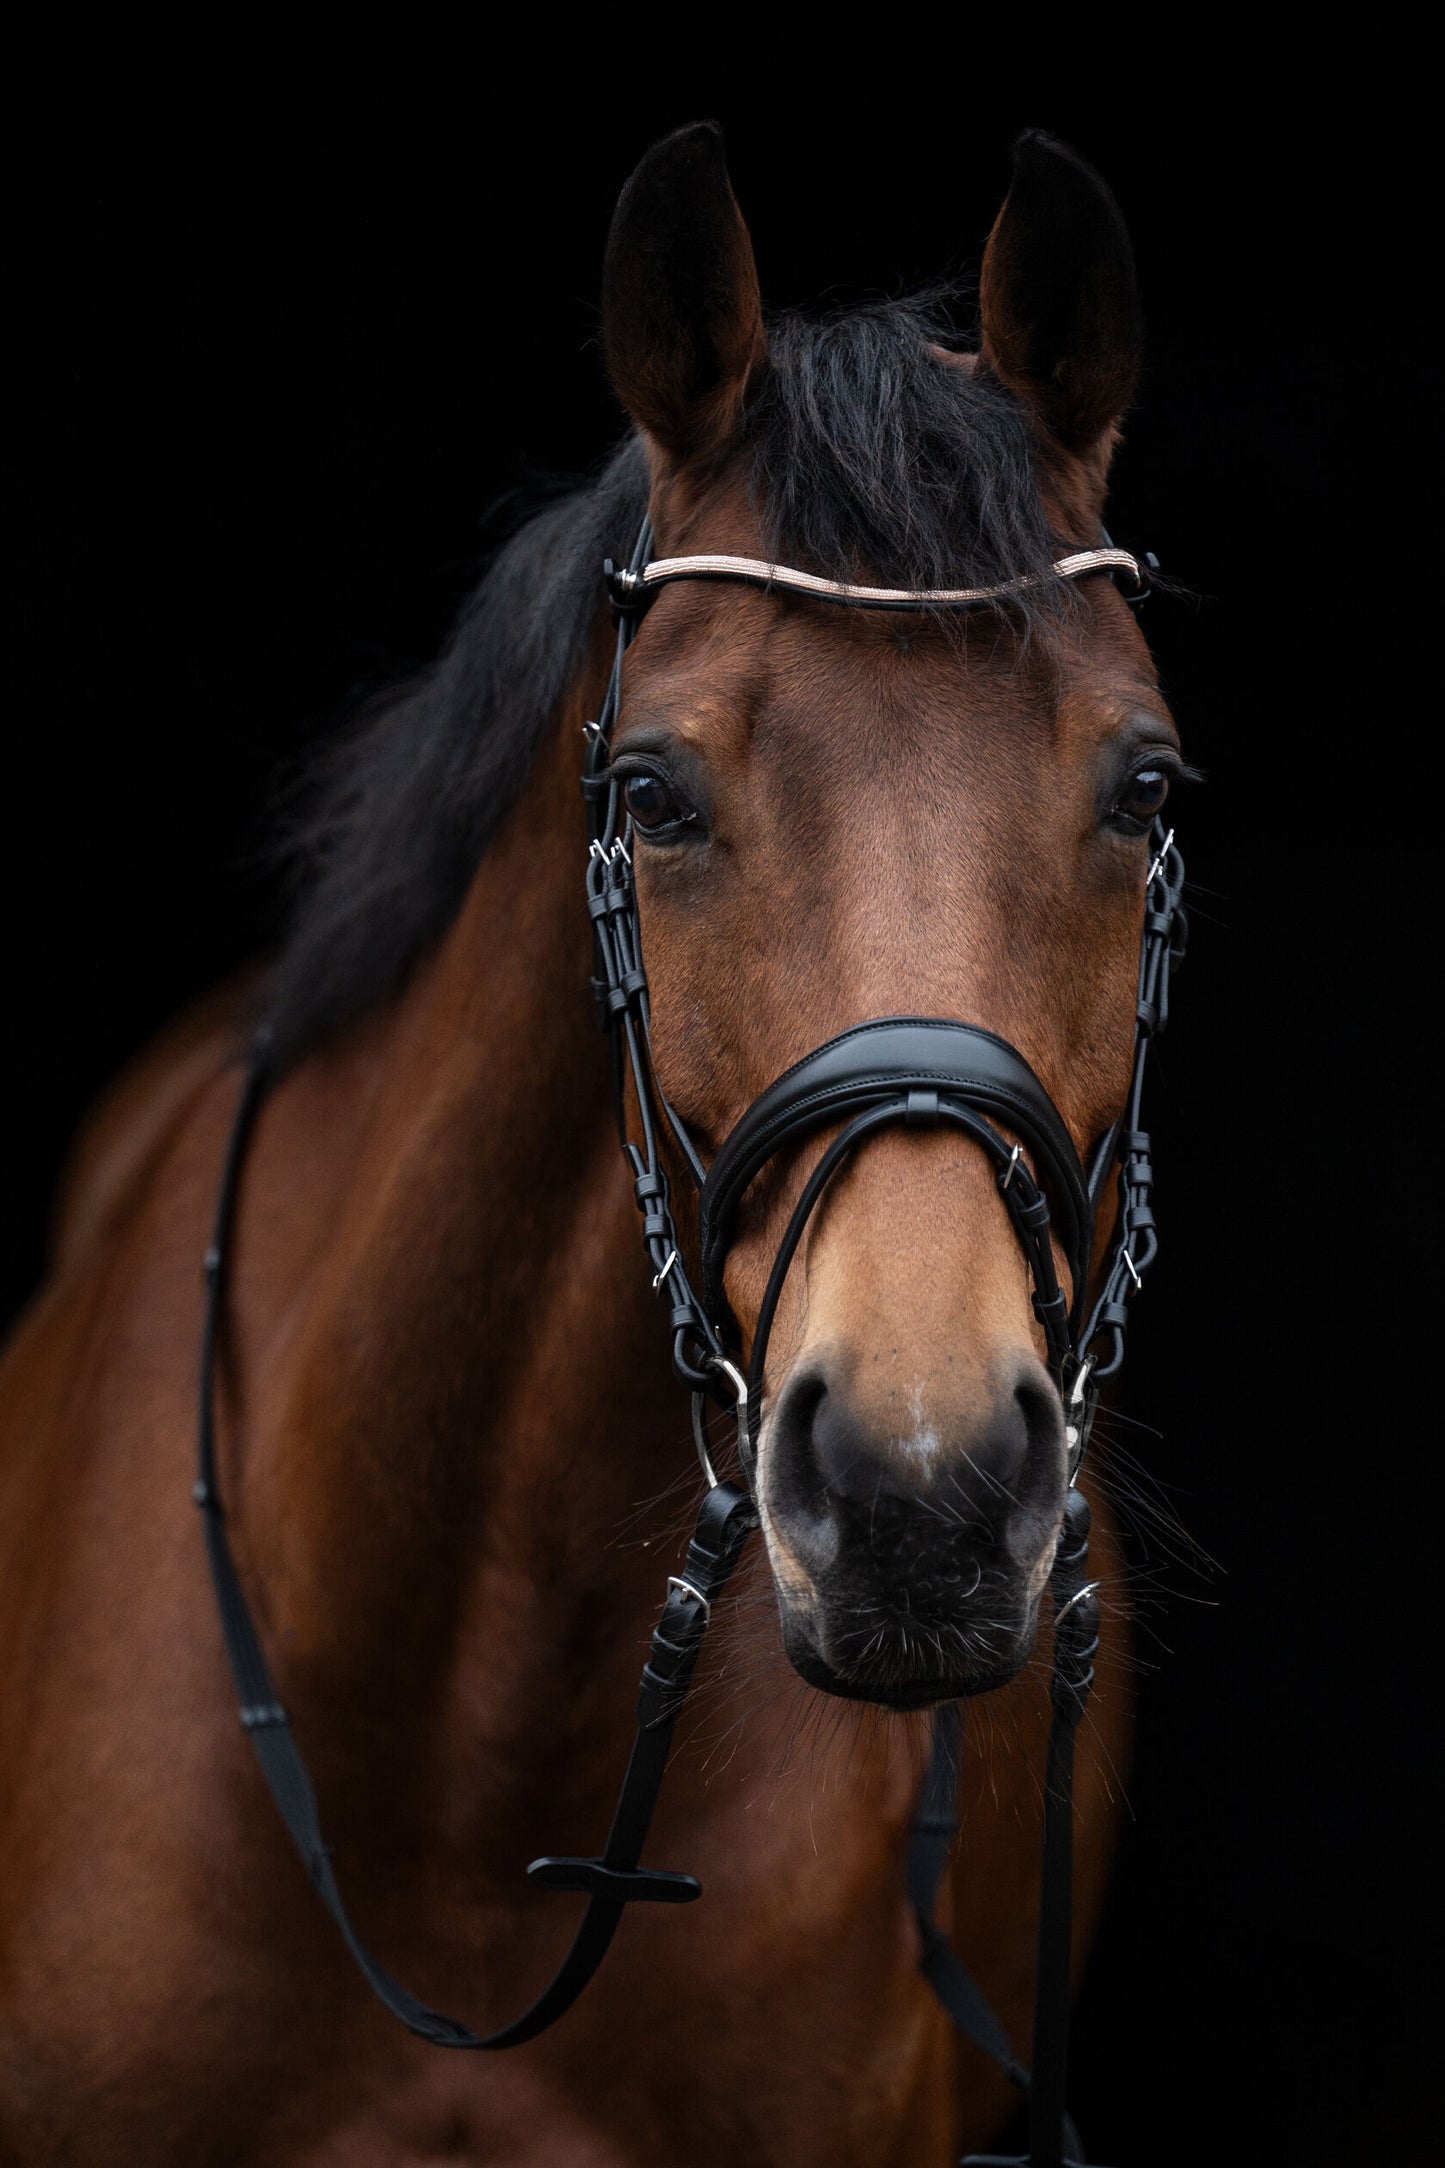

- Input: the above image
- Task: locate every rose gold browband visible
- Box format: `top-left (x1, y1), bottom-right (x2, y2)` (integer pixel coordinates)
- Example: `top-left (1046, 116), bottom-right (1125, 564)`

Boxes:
top-left (609, 544), bottom-right (1145, 613)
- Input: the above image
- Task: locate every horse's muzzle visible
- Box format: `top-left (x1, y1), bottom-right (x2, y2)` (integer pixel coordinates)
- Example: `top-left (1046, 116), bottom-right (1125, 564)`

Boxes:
top-left (761, 1352), bottom-right (1066, 1704)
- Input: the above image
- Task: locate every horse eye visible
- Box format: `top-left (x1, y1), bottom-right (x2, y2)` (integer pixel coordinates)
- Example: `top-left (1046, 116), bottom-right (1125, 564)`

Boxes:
top-left (623, 772), bottom-right (686, 832)
top-left (1117, 765), bottom-right (1172, 828)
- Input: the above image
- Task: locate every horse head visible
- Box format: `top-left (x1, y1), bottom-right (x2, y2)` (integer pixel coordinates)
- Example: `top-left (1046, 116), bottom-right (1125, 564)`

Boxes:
top-left (600, 125), bottom-right (1181, 1707)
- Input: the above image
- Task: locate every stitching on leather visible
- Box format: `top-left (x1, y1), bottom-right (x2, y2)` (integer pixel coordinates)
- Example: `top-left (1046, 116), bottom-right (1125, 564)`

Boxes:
top-left (705, 1077), bottom-right (1083, 1211)
top-left (701, 1085), bottom-right (1087, 1262)
top-left (695, 1023), bottom-right (1092, 1321)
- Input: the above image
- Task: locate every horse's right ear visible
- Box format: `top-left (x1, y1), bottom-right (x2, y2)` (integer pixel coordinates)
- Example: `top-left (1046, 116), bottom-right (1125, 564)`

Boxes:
top-left (980, 131), bottom-right (1143, 459)
top-left (602, 123), bottom-right (766, 464)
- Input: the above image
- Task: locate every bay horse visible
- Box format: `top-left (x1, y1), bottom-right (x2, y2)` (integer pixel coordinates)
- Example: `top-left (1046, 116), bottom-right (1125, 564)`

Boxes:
top-left (0, 125), bottom-right (1185, 2164)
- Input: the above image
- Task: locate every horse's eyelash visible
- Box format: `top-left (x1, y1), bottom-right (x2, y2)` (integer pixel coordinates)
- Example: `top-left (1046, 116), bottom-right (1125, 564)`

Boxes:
top-left (599, 757), bottom-right (673, 783)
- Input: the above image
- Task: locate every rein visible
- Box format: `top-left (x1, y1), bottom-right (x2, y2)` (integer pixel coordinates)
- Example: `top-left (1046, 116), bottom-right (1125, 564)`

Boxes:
top-left (193, 522), bottom-right (1185, 2165)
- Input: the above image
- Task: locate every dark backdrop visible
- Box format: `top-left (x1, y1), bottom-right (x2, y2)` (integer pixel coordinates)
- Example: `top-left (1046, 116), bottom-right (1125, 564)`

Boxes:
top-left (9, 17), bottom-right (1435, 2165)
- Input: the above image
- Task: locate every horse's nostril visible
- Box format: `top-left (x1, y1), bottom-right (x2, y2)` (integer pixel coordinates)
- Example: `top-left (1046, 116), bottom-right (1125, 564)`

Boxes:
top-left (969, 1385), bottom-right (1032, 1504)
top-left (767, 1365), bottom-right (836, 1542)
top-left (766, 1353), bottom-right (1065, 1571)
top-left (809, 1379), bottom-right (899, 1506)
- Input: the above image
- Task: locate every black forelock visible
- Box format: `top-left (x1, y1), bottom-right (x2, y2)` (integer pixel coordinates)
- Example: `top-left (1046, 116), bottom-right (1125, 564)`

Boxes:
top-left (265, 294), bottom-right (1066, 1062)
top-left (748, 290), bottom-right (1059, 600)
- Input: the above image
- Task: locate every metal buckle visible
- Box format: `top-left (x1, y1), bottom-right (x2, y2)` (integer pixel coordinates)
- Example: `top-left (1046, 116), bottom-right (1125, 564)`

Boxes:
top-left (1146, 826), bottom-right (1176, 889)
top-left (666, 1575), bottom-right (710, 1619)
top-left (604, 557), bottom-right (653, 620)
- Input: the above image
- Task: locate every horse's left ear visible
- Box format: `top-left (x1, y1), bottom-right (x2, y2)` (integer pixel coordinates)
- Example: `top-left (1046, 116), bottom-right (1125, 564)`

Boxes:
top-left (602, 122), bottom-right (766, 463)
top-left (980, 132), bottom-right (1143, 458)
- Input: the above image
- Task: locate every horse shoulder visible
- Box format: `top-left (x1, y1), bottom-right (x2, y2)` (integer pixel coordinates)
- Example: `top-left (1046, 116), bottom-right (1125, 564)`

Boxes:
top-left (0, 978), bottom-right (278, 2148)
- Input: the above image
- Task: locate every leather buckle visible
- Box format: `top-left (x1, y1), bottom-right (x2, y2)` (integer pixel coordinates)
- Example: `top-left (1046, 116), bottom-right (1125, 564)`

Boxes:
top-left (527, 1857), bottom-right (701, 1904)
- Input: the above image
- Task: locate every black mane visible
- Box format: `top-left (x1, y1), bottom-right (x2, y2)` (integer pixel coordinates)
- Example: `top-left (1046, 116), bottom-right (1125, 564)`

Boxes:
top-left (267, 294), bottom-right (1061, 1060)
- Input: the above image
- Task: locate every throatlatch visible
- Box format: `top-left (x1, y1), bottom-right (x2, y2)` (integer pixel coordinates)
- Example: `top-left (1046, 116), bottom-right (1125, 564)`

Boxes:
top-left (192, 512), bottom-right (1184, 2167)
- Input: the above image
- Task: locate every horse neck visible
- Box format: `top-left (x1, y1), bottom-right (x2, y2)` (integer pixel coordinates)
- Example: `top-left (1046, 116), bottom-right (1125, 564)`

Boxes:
top-left (234, 639), bottom-right (680, 1799)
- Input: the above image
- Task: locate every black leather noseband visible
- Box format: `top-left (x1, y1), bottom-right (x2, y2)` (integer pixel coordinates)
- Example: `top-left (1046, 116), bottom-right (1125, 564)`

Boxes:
top-left (699, 1015), bottom-right (1092, 1334)
top-left (696, 1015), bottom-right (1096, 1464)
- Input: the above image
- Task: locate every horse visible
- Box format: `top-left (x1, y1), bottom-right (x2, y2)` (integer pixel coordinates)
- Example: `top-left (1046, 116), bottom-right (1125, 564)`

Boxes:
top-left (0, 123), bottom-right (1185, 2164)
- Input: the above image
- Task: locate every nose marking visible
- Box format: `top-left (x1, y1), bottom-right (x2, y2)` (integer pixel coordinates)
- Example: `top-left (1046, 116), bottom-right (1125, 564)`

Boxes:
top-left (891, 1381), bottom-right (941, 1467)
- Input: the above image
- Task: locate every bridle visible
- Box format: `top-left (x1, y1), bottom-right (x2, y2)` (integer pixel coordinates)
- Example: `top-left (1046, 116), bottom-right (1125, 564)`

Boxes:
top-left (192, 515), bottom-right (1186, 2167)
top-left (587, 524), bottom-right (1184, 1495)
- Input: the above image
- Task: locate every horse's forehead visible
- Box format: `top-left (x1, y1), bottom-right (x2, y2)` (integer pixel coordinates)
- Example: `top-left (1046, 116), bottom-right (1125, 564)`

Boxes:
top-left (626, 593), bottom-right (1152, 783)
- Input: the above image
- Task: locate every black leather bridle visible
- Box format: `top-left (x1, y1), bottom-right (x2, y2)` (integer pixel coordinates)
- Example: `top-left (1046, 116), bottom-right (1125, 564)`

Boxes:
top-left (193, 515), bottom-right (1186, 2168)
top-left (586, 521), bottom-right (1185, 1499)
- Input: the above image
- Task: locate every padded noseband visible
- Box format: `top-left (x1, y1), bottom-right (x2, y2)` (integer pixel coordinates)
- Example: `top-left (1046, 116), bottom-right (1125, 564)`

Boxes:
top-left (698, 1016), bottom-right (1092, 1336)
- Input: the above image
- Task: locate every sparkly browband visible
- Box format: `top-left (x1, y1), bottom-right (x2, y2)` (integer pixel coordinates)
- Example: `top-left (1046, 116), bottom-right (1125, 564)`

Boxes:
top-left (608, 545), bottom-right (1146, 613)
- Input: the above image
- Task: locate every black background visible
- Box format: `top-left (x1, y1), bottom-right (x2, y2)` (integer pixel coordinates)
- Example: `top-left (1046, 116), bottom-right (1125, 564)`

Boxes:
top-left (9, 16), bottom-right (1435, 2164)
